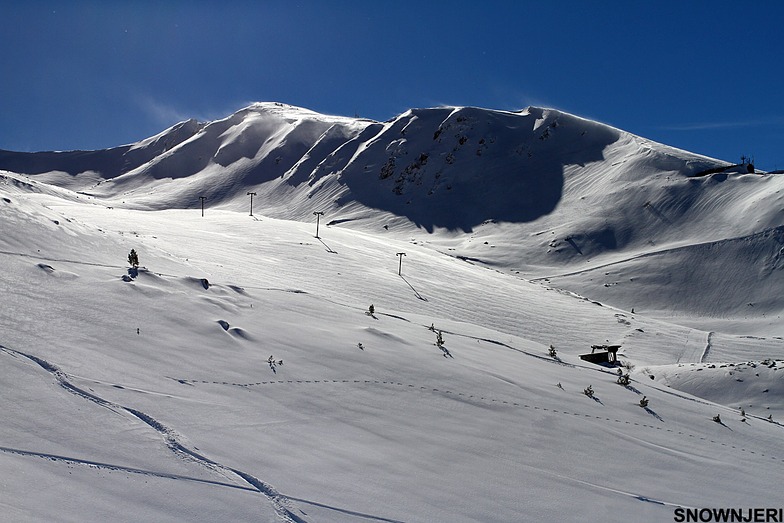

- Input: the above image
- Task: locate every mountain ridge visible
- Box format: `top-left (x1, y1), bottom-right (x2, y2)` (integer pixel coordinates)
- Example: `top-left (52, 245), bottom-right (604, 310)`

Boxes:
top-left (0, 102), bottom-right (728, 205)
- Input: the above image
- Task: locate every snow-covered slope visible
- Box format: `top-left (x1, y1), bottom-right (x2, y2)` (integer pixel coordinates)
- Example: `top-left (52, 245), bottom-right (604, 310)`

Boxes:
top-left (1, 103), bottom-right (783, 521)
top-left (3, 102), bottom-right (781, 332)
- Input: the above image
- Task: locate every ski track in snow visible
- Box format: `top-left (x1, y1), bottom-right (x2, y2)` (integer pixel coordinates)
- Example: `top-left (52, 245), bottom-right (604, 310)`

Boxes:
top-left (0, 445), bottom-right (257, 492)
top-left (168, 377), bottom-right (784, 463)
top-left (4, 336), bottom-right (784, 519)
top-left (512, 458), bottom-right (693, 510)
top-left (6, 340), bottom-right (783, 516)
top-left (283, 497), bottom-right (406, 523)
top-left (675, 329), bottom-right (709, 365)
top-left (0, 345), bottom-right (308, 523)
top-left (0, 445), bottom-right (402, 523)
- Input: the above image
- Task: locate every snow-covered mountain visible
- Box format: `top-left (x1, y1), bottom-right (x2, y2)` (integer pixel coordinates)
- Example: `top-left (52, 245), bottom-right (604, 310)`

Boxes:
top-left (0, 102), bottom-right (738, 225)
top-left (2, 102), bottom-right (781, 331)
top-left (1, 103), bottom-right (782, 522)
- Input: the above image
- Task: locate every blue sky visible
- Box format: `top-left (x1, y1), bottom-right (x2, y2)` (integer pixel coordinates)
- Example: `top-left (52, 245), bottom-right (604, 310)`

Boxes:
top-left (2, 1), bottom-right (783, 169)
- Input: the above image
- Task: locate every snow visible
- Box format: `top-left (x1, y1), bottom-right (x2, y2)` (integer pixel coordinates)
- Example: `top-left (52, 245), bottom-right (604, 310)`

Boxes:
top-left (1, 102), bottom-right (782, 522)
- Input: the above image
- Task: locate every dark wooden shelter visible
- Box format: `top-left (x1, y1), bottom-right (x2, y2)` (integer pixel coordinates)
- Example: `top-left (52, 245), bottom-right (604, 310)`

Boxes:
top-left (579, 344), bottom-right (621, 365)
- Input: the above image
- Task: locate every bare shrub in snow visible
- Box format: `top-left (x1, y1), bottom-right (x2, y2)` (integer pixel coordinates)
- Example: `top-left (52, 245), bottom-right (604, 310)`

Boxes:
top-left (267, 356), bottom-right (284, 373)
top-left (584, 385), bottom-right (594, 398)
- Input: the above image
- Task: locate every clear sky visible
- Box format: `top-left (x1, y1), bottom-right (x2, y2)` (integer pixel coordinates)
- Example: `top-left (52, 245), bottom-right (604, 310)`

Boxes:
top-left (2, 1), bottom-right (783, 169)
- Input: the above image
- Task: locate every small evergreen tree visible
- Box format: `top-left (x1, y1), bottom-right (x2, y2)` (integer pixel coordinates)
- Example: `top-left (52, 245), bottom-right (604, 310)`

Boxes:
top-left (548, 344), bottom-right (557, 358)
top-left (128, 249), bottom-right (139, 268)
top-left (436, 330), bottom-right (444, 347)
top-left (639, 396), bottom-right (649, 408)
top-left (368, 304), bottom-right (375, 315)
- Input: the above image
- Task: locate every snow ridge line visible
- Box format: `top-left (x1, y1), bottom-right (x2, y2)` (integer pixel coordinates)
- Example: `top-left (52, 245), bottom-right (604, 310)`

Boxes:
top-left (701, 331), bottom-right (714, 363)
top-left (529, 225), bottom-right (784, 282)
top-left (0, 249), bottom-right (125, 270)
top-left (0, 345), bottom-right (308, 523)
top-left (171, 377), bottom-right (784, 462)
top-left (435, 328), bottom-right (576, 367)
